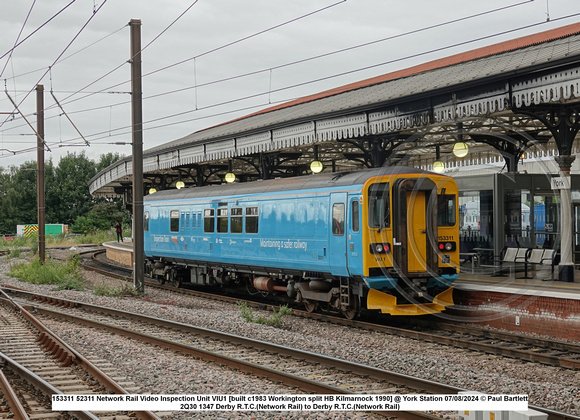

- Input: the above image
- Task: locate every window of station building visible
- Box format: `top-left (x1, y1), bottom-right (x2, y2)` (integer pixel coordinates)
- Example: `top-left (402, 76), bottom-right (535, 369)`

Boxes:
top-left (170, 210), bottom-right (180, 232)
top-left (246, 206), bottom-right (259, 233)
top-left (204, 209), bottom-right (215, 233)
top-left (332, 203), bottom-right (345, 236)
top-left (217, 208), bottom-right (229, 233)
top-left (231, 207), bottom-right (243, 233)
top-left (351, 200), bottom-right (360, 232)
top-left (144, 212), bottom-right (149, 232)
top-left (437, 195), bottom-right (456, 227)
top-left (368, 183), bottom-right (390, 229)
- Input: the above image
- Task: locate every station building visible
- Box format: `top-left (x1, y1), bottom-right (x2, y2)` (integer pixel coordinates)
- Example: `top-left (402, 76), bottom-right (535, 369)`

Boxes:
top-left (90, 22), bottom-right (580, 283)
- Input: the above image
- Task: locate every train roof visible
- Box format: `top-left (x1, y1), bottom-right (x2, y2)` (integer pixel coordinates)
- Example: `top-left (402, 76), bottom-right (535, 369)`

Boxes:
top-left (144, 166), bottom-right (443, 202)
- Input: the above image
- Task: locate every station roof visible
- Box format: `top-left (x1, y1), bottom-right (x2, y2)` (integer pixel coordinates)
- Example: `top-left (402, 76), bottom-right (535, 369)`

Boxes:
top-left (90, 22), bottom-right (580, 196)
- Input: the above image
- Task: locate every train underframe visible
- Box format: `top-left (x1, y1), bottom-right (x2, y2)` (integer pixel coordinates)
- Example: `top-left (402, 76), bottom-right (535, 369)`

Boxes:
top-left (144, 257), bottom-right (453, 319)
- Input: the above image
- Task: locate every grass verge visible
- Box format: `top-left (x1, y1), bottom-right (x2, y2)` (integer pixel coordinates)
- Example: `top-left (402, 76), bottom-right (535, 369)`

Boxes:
top-left (8, 254), bottom-right (85, 291)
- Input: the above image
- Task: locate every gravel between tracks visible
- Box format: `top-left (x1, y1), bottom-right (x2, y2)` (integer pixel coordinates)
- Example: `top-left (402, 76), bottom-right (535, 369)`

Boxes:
top-left (1, 249), bottom-right (579, 419)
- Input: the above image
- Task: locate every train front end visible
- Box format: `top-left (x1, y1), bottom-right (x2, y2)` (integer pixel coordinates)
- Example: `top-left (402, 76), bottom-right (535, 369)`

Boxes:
top-left (361, 172), bottom-right (459, 315)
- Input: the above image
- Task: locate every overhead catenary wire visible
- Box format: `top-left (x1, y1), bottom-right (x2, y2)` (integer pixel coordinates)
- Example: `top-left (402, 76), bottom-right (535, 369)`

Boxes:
top-left (3, 11), bottom-right (579, 157)
top-left (10, 0), bottom-right (540, 130)
top-left (50, 0), bottom-right (349, 111)
top-left (0, 2), bottom-right (577, 160)
top-left (0, 0), bottom-right (77, 64)
top-left (0, 25), bottom-right (127, 85)
top-left (91, 13), bottom-right (580, 143)
top-left (50, 89), bottom-right (90, 147)
top-left (0, 0), bottom-right (37, 80)
top-left (0, 0), bottom-right (109, 130)
top-left (4, 88), bottom-right (51, 152)
top-left (0, 0), bottom-right (349, 135)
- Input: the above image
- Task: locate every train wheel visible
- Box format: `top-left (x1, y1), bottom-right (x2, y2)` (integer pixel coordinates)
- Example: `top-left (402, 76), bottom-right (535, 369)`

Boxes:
top-left (341, 295), bottom-right (359, 320)
top-left (342, 307), bottom-right (357, 320)
top-left (304, 300), bottom-right (317, 313)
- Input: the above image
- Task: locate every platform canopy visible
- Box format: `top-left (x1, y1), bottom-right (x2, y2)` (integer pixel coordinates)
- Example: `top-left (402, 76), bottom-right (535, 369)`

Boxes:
top-left (89, 22), bottom-right (580, 197)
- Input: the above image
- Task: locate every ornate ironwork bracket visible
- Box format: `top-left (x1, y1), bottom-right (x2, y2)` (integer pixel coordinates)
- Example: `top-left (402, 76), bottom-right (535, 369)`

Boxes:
top-left (470, 130), bottom-right (550, 172)
top-left (340, 135), bottom-right (406, 168)
top-left (517, 104), bottom-right (580, 159)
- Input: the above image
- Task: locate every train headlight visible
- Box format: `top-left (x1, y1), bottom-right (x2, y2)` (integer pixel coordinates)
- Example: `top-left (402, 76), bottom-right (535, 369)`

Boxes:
top-left (438, 242), bottom-right (456, 251)
top-left (370, 243), bottom-right (390, 254)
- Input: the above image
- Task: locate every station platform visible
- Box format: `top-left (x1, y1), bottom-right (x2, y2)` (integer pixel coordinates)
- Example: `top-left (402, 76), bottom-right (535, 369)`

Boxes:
top-left (456, 270), bottom-right (580, 300)
top-left (453, 268), bottom-right (580, 340)
top-left (102, 240), bottom-right (134, 267)
top-left (101, 241), bottom-right (580, 340)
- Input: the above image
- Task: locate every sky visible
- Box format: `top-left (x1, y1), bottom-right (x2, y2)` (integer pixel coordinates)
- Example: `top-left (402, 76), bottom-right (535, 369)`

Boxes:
top-left (1, 0), bottom-right (580, 169)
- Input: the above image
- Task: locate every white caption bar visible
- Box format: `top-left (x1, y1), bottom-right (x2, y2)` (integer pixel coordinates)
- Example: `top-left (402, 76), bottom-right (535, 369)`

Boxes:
top-left (53, 394), bottom-right (528, 412)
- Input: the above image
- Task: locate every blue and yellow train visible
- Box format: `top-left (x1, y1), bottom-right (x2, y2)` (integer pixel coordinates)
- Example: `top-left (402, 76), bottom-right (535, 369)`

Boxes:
top-left (143, 167), bottom-right (459, 318)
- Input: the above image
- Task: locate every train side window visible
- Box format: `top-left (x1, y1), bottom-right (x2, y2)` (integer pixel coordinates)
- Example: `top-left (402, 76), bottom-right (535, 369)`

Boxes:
top-left (246, 207), bottom-right (259, 233)
top-left (332, 203), bottom-right (345, 236)
top-left (217, 208), bottom-right (229, 233)
top-left (204, 209), bottom-right (215, 233)
top-left (231, 207), bottom-right (243, 233)
top-left (368, 183), bottom-right (390, 228)
top-left (170, 210), bottom-right (180, 232)
top-left (144, 212), bottom-right (149, 232)
top-left (351, 201), bottom-right (359, 232)
top-left (438, 195), bottom-right (456, 226)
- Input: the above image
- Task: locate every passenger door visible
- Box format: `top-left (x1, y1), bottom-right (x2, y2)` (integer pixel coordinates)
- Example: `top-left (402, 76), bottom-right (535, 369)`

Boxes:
top-left (329, 193), bottom-right (349, 276)
top-left (347, 196), bottom-right (363, 276)
top-left (407, 190), bottom-right (428, 272)
top-left (392, 178), bottom-right (438, 276)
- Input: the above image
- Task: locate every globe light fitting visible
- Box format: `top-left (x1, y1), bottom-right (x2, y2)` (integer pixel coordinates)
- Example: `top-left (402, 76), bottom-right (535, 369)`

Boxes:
top-left (148, 187), bottom-right (157, 194)
top-left (225, 172), bottom-right (236, 183)
top-left (453, 142), bottom-right (469, 158)
top-left (310, 160), bottom-right (323, 173)
top-left (432, 160), bottom-right (445, 173)
top-left (175, 181), bottom-right (185, 189)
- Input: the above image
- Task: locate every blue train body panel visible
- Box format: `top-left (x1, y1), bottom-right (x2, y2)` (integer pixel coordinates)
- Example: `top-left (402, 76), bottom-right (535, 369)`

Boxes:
top-left (144, 186), bottom-right (364, 278)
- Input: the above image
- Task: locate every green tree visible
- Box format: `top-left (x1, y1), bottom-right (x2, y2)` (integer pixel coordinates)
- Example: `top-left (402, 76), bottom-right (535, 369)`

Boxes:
top-left (0, 162), bottom-right (38, 233)
top-left (46, 152), bottom-right (97, 226)
top-left (0, 152), bottom-right (127, 235)
top-left (71, 201), bottom-right (130, 234)
top-left (96, 152), bottom-right (124, 172)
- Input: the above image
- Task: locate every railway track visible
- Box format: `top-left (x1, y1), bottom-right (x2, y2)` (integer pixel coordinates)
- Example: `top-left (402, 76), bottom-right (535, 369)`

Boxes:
top-left (2, 286), bottom-right (578, 420)
top-left (83, 249), bottom-right (580, 371)
top-left (0, 289), bottom-right (160, 420)
top-left (6, 287), bottom-right (462, 420)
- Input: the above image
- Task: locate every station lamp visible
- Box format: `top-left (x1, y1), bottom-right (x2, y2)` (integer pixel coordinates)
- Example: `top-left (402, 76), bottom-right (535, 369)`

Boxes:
top-left (452, 142), bottom-right (469, 158)
top-left (433, 145), bottom-right (445, 173)
top-left (452, 122), bottom-right (469, 158)
top-left (225, 160), bottom-right (236, 183)
top-left (310, 145), bottom-right (323, 173)
top-left (224, 172), bottom-right (236, 183)
top-left (175, 180), bottom-right (185, 189)
top-left (432, 160), bottom-right (445, 173)
top-left (310, 160), bottom-right (323, 173)
top-left (148, 187), bottom-right (157, 194)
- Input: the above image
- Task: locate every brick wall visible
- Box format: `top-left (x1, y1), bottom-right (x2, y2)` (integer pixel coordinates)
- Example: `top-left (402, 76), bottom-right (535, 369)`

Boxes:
top-left (448, 289), bottom-right (580, 341)
top-left (105, 247), bottom-right (133, 268)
